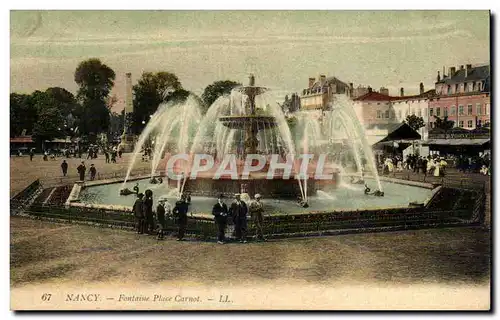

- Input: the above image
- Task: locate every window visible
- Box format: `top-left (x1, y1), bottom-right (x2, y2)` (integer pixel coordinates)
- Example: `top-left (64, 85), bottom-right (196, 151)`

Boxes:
top-left (459, 105), bottom-right (464, 115)
top-left (444, 107), bottom-right (448, 117)
top-left (429, 122), bottom-right (433, 129)
top-left (459, 120), bottom-right (464, 128)
top-left (476, 103), bottom-right (482, 115)
top-left (486, 103), bottom-right (490, 115)
top-left (447, 85), bottom-right (451, 95)
top-left (467, 120), bottom-right (473, 128)
top-left (429, 108), bottom-right (434, 117)
top-left (436, 107), bottom-right (441, 117)
top-left (455, 84), bottom-right (459, 93)
top-left (451, 106), bottom-right (456, 115)
top-left (418, 109), bottom-right (422, 117)
top-left (385, 110), bottom-right (390, 119)
top-left (377, 110), bottom-right (381, 119)
top-left (467, 104), bottom-right (473, 115)
top-left (398, 110), bottom-right (402, 119)
top-left (478, 120), bottom-right (482, 127)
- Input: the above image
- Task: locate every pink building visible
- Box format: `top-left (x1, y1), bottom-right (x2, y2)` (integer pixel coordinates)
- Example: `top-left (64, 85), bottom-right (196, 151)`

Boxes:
top-left (430, 64), bottom-right (490, 129)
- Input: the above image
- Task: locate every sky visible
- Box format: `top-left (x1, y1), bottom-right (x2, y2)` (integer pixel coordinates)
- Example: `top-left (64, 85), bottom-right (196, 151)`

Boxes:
top-left (10, 10), bottom-right (490, 112)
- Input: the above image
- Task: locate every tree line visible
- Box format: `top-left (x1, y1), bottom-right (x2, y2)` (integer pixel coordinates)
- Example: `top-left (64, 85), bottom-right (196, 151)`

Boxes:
top-left (10, 58), bottom-right (242, 147)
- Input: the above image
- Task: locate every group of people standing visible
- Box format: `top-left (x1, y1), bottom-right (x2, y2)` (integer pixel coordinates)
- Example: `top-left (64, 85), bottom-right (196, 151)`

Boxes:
top-left (212, 193), bottom-right (266, 244)
top-left (73, 161), bottom-right (97, 181)
top-left (132, 191), bottom-right (190, 241)
top-left (130, 189), bottom-right (267, 244)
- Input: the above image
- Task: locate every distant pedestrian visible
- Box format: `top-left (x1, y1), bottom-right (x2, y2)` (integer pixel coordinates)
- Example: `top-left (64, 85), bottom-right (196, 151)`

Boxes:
top-left (29, 149), bottom-right (34, 161)
top-left (118, 149), bottom-right (122, 158)
top-left (133, 193), bottom-right (145, 234)
top-left (173, 195), bottom-right (189, 241)
top-left (249, 193), bottom-right (266, 241)
top-left (421, 157), bottom-right (428, 177)
top-left (61, 160), bottom-right (68, 177)
top-left (105, 151), bottom-right (110, 163)
top-left (111, 151), bottom-right (117, 163)
top-left (89, 164), bottom-right (97, 181)
top-left (77, 161), bottom-right (86, 181)
top-left (212, 194), bottom-right (228, 244)
top-left (229, 194), bottom-right (248, 243)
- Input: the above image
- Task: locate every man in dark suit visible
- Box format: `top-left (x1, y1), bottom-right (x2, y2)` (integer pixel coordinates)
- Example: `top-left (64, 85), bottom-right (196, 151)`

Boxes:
top-left (173, 195), bottom-right (189, 241)
top-left (77, 162), bottom-right (86, 181)
top-left (133, 193), bottom-right (145, 234)
top-left (212, 194), bottom-right (228, 244)
top-left (229, 193), bottom-right (248, 243)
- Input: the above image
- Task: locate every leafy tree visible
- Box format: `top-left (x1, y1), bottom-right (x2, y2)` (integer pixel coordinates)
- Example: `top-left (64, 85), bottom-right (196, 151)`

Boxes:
top-left (10, 93), bottom-right (36, 136)
top-left (74, 58), bottom-right (116, 140)
top-left (131, 71), bottom-right (183, 134)
top-left (108, 110), bottom-right (124, 137)
top-left (201, 80), bottom-right (241, 113)
top-left (31, 91), bottom-right (66, 149)
top-left (45, 87), bottom-right (78, 117)
top-left (434, 115), bottom-right (455, 138)
top-left (404, 114), bottom-right (426, 131)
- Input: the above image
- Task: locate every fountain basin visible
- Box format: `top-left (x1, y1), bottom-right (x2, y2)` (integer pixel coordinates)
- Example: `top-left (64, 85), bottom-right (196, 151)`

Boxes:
top-left (74, 177), bottom-right (434, 216)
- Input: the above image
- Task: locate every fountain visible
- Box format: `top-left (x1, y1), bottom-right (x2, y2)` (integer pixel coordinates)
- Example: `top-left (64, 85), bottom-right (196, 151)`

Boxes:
top-left (73, 74), bottom-right (437, 218)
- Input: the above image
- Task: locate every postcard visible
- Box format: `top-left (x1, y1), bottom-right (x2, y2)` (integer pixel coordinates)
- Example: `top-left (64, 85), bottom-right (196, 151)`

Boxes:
top-left (9, 10), bottom-right (491, 310)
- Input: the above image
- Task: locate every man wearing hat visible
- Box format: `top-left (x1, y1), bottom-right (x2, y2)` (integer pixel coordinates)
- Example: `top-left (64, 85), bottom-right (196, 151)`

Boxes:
top-left (173, 194), bottom-right (189, 241)
top-left (156, 196), bottom-right (170, 240)
top-left (212, 194), bottom-right (229, 244)
top-left (229, 193), bottom-right (248, 243)
top-left (133, 193), bottom-right (145, 234)
top-left (249, 194), bottom-right (266, 241)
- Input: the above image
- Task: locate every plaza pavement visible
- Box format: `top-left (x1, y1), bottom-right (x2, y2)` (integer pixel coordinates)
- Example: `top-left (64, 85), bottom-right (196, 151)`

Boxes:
top-left (9, 154), bottom-right (491, 304)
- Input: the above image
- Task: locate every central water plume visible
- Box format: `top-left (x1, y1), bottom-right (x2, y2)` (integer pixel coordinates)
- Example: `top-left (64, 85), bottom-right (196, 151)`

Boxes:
top-left (122, 75), bottom-right (384, 201)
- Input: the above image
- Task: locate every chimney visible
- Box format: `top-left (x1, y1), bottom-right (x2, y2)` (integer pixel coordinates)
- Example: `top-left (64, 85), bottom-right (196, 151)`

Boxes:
top-left (466, 64), bottom-right (472, 77)
top-left (320, 74), bottom-right (326, 84)
top-left (460, 65), bottom-right (464, 70)
top-left (308, 77), bottom-right (315, 88)
top-left (400, 87), bottom-right (404, 97)
top-left (368, 87), bottom-right (373, 93)
top-left (450, 67), bottom-right (456, 77)
top-left (443, 66), bottom-right (446, 78)
top-left (349, 82), bottom-right (354, 89)
top-left (437, 71), bottom-right (441, 82)
top-left (419, 82), bottom-right (424, 95)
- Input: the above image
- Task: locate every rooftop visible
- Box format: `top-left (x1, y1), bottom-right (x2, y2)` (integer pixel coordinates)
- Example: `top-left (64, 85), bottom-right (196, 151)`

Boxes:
top-left (437, 65), bottom-right (490, 85)
top-left (310, 76), bottom-right (349, 90)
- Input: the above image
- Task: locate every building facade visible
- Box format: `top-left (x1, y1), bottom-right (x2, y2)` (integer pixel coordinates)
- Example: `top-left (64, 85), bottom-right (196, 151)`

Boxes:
top-left (300, 75), bottom-right (350, 111)
top-left (391, 86), bottom-right (435, 140)
top-left (430, 64), bottom-right (490, 130)
top-left (352, 89), bottom-right (397, 127)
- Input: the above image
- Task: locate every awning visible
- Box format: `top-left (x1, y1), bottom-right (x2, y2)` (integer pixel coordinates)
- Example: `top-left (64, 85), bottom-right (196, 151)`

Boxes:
top-left (374, 139), bottom-right (416, 147)
top-left (421, 139), bottom-right (490, 146)
top-left (44, 139), bottom-right (71, 143)
top-left (374, 122), bottom-right (421, 144)
top-left (10, 136), bottom-right (33, 143)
